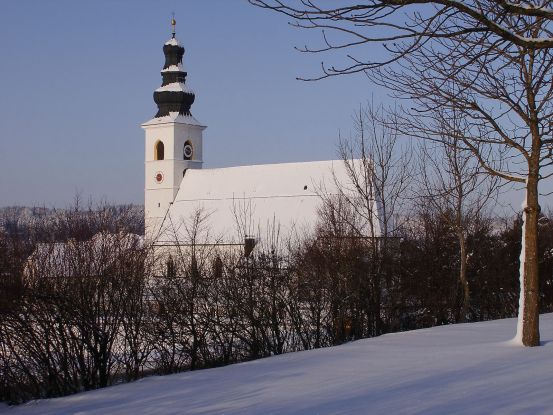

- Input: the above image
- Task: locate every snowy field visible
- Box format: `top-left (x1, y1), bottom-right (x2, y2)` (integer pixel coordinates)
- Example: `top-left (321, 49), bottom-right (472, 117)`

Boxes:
top-left (3, 314), bottom-right (553, 415)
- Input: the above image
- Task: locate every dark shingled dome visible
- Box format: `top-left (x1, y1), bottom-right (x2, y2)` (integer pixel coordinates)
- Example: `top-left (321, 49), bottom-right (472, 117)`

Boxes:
top-left (153, 40), bottom-right (195, 117)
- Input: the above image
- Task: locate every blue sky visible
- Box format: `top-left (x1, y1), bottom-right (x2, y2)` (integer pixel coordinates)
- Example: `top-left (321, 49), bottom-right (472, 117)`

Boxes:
top-left (0, 0), bottom-right (542, 213)
top-left (0, 0), bottom-right (379, 207)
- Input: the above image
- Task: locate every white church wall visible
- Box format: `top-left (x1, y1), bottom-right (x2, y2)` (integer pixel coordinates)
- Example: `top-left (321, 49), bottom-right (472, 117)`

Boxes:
top-left (143, 120), bottom-right (205, 241)
top-left (144, 124), bottom-right (178, 239)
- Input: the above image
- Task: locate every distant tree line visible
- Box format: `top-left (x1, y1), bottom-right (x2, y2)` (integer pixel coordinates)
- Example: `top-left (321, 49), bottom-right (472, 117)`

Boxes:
top-left (1, 200), bottom-right (553, 404)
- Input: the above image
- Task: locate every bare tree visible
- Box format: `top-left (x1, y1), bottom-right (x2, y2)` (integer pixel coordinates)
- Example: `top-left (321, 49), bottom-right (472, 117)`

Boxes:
top-left (328, 103), bottom-right (412, 334)
top-left (250, 0), bottom-right (553, 346)
top-left (149, 208), bottom-right (215, 372)
top-left (417, 110), bottom-right (499, 322)
top-left (0, 205), bottom-right (147, 402)
top-left (5, 201), bottom-right (553, 402)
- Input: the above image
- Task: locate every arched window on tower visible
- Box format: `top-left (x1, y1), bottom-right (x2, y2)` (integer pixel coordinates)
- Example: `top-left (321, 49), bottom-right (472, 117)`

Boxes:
top-left (183, 140), bottom-right (193, 160)
top-left (154, 140), bottom-right (164, 161)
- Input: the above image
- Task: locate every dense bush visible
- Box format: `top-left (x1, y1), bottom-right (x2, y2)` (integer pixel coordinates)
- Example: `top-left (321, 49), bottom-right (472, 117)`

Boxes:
top-left (1, 205), bottom-right (553, 404)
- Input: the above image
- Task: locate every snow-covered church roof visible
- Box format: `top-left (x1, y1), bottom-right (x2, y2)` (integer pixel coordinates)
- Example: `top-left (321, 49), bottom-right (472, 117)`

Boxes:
top-left (155, 159), bottom-right (381, 246)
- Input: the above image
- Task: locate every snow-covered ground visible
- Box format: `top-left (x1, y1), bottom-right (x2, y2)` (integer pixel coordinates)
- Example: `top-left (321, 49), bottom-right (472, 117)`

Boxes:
top-left (3, 314), bottom-right (553, 415)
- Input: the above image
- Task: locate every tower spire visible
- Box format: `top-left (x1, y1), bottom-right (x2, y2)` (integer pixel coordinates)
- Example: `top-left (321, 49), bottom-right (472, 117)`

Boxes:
top-left (171, 13), bottom-right (176, 39)
top-left (152, 17), bottom-right (195, 118)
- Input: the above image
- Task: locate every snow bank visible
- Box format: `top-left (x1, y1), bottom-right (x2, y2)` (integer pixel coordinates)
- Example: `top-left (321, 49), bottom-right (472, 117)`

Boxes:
top-left (4, 314), bottom-right (553, 415)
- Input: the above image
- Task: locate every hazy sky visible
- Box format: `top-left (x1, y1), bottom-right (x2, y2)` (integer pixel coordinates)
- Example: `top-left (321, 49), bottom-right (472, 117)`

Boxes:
top-left (0, 0), bottom-right (545, 213)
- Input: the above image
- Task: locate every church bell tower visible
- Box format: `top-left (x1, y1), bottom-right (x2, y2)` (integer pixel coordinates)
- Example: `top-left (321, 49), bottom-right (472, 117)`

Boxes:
top-left (142, 17), bottom-right (206, 240)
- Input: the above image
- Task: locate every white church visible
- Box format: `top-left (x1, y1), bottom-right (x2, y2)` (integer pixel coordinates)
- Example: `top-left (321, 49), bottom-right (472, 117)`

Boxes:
top-left (142, 20), bottom-right (381, 253)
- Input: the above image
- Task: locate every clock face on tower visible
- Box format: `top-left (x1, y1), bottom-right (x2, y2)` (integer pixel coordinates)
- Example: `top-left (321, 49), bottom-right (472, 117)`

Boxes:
top-left (155, 171), bottom-right (164, 184)
top-left (184, 143), bottom-right (193, 160)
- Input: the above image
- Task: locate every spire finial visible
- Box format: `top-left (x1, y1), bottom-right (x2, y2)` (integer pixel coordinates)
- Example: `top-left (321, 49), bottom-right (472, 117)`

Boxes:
top-left (171, 12), bottom-right (176, 39)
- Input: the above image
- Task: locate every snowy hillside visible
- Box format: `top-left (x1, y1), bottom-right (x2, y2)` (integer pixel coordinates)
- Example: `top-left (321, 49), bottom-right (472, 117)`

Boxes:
top-left (3, 315), bottom-right (553, 415)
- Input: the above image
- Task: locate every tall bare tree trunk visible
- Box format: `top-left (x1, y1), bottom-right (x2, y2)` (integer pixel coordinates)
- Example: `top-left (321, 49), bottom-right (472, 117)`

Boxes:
top-left (457, 229), bottom-right (469, 323)
top-left (517, 166), bottom-right (540, 347)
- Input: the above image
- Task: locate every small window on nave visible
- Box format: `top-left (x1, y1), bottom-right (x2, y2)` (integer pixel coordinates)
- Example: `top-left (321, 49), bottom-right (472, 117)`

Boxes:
top-left (154, 140), bottom-right (164, 161)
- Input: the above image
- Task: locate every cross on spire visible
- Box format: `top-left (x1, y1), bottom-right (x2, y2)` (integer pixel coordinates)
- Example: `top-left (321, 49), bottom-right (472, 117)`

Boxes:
top-left (171, 13), bottom-right (176, 39)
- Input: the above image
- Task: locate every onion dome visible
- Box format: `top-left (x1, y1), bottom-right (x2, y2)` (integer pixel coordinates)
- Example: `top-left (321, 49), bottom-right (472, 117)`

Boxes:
top-left (153, 18), bottom-right (195, 117)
